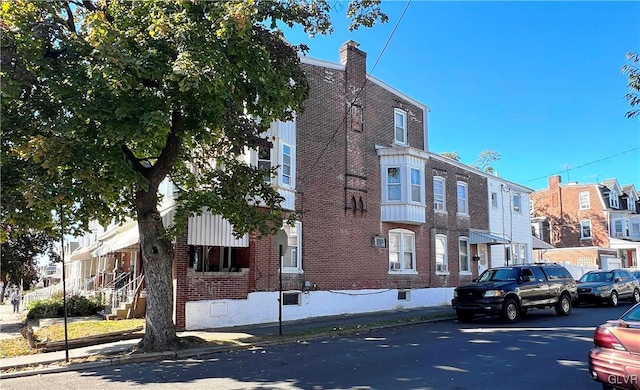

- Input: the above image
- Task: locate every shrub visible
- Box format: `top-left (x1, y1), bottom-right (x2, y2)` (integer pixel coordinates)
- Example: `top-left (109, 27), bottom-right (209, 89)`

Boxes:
top-left (26, 295), bottom-right (104, 320)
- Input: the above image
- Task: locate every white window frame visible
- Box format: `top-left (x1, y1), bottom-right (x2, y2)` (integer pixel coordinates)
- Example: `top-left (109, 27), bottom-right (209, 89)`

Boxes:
top-left (578, 191), bottom-right (590, 209)
top-left (410, 168), bottom-right (422, 203)
top-left (513, 194), bottom-right (521, 213)
top-left (387, 167), bottom-right (402, 202)
top-left (459, 237), bottom-right (470, 274)
top-left (610, 193), bottom-right (619, 209)
top-left (388, 229), bottom-right (416, 273)
top-left (282, 221), bottom-right (302, 273)
top-left (435, 234), bottom-right (448, 274)
top-left (434, 176), bottom-right (446, 212)
top-left (394, 108), bottom-right (407, 145)
top-left (281, 143), bottom-right (292, 187)
top-left (258, 145), bottom-right (272, 184)
top-left (612, 219), bottom-right (626, 238)
top-left (491, 191), bottom-right (498, 208)
top-left (580, 219), bottom-right (592, 239)
top-left (457, 182), bottom-right (468, 215)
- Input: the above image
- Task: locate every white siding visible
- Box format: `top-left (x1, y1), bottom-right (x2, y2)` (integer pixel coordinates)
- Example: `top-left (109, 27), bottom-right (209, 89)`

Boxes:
top-left (187, 211), bottom-right (249, 247)
top-left (487, 177), bottom-right (533, 267)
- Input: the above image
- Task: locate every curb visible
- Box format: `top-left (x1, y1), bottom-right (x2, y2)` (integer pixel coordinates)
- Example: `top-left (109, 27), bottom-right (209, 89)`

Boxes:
top-left (0, 314), bottom-right (456, 379)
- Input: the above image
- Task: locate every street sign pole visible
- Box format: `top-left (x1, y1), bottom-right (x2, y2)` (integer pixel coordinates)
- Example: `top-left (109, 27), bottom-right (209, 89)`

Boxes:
top-left (274, 229), bottom-right (288, 336)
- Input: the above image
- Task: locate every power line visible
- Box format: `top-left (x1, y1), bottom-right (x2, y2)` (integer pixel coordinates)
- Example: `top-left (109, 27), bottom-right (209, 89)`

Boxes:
top-left (522, 146), bottom-right (640, 184)
top-left (303, 0), bottom-right (412, 178)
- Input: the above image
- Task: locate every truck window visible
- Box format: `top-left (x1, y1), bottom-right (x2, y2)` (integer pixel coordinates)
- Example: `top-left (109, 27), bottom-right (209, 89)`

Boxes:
top-left (531, 267), bottom-right (546, 282)
top-left (477, 268), bottom-right (519, 282)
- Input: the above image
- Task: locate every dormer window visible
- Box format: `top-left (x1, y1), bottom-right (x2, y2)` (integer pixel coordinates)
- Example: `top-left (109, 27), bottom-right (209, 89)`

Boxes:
top-left (394, 108), bottom-right (407, 145)
top-left (610, 194), bottom-right (619, 209)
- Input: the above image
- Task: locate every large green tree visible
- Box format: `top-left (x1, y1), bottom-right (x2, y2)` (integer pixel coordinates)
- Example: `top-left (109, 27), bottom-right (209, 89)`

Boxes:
top-left (1, 0), bottom-right (386, 352)
top-left (0, 231), bottom-right (59, 296)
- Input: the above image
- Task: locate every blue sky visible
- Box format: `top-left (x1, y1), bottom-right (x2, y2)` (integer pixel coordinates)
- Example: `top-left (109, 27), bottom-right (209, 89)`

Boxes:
top-left (283, 1), bottom-right (640, 191)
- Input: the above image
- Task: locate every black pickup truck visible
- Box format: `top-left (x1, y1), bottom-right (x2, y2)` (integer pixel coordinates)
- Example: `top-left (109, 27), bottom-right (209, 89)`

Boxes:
top-left (451, 264), bottom-right (578, 323)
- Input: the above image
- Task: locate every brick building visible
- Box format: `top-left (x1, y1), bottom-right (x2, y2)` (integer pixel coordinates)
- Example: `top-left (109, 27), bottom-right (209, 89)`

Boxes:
top-left (531, 175), bottom-right (640, 268)
top-left (65, 41), bottom-right (535, 330)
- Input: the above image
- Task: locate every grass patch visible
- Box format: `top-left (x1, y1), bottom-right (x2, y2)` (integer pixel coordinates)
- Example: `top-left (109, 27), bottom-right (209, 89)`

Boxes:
top-left (0, 319), bottom-right (145, 359)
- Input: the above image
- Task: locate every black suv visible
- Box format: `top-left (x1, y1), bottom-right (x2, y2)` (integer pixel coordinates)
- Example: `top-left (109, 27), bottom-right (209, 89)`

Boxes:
top-left (451, 264), bottom-right (578, 323)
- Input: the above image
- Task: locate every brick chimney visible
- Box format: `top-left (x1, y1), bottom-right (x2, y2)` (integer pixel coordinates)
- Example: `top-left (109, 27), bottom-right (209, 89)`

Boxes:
top-left (549, 175), bottom-right (561, 190)
top-left (340, 40), bottom-right (367, 101)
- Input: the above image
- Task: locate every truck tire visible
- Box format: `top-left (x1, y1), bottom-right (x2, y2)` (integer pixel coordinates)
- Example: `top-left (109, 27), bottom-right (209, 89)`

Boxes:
top-left (609, 291), bottom-right (618, 307)
top-left (500, 298), bottom-right (519, 323)
top-left (456, 310), bottom-right (474, 322)
top-left (555, 293), bottom-right (571, 316)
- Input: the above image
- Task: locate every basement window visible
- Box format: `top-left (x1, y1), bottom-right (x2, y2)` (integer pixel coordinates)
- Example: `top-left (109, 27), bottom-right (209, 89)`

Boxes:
top-left (398, 290), bottom-right (410, 300)
top-left (282, 292), bottom-right (301, 306)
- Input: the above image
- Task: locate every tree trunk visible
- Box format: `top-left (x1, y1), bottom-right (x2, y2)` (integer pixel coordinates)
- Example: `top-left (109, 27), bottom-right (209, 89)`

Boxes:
top-left (135, 189), bottom-right (180, 352)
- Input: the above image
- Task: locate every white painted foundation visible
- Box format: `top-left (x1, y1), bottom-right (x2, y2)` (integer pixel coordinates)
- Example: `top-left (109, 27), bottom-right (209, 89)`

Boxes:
top-left (185, 287), bottom-right (455, 330)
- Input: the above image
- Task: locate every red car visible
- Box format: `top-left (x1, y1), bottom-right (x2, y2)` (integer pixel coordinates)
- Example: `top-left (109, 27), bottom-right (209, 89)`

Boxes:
top-left (589, 302), bottom-right (640, 390)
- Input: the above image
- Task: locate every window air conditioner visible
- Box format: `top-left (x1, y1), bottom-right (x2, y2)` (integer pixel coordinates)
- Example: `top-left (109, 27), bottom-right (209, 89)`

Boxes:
top-left (436, 264), bottom-right (448, 272)
top-left (391, 262), bottom-right (401, 271)
top-left (373, 236), bottom-right (386, 248)
top-left (615, 232), bottom-right (624, 238)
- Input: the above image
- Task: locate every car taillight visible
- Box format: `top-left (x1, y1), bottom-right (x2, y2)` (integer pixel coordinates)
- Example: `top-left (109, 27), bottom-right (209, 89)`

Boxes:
top-left (593, 326), bottom-right (626, 351)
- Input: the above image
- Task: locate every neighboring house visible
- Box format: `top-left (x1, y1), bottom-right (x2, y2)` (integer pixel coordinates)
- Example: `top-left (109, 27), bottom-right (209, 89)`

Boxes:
top-left (530, 175), bottom-right (640, 268)
top-left (486, 176), bottom-right (534, 269)
top-left (427, 154), bottom-right (534, 276)
top-left (59, 41), bottom-right (536, 330)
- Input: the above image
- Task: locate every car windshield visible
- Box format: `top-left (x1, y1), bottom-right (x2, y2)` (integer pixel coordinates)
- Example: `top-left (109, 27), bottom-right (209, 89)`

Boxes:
top-left (477, 268), bottom-right (519, 282)
top-left (621, 304), bottom-right (640, 323)
top-left (579, 272), bottom-right (613, 283)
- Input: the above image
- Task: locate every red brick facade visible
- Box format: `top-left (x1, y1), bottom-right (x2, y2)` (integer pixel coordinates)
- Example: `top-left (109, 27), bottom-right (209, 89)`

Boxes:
top-left (531, 175), bottom-right (610, 248)
top-left (171, 42), bottom-right (493, 329)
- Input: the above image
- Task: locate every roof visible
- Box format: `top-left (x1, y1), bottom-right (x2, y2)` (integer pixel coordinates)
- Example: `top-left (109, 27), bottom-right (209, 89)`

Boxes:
top-left (468, 230), bottom-right (509, 245)
top-left (532, 235), bottom-right (554, 249)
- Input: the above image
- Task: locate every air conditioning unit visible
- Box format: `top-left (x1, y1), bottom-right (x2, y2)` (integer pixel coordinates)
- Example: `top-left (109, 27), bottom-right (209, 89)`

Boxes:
top-left (372, 236), bottom-right (386, 248)
top-left (615, 232), bottom-right (624, 238)
top-left (390, 262), bottom-right (401, 271)
top-left (436, 264), bottom-right (448, 272)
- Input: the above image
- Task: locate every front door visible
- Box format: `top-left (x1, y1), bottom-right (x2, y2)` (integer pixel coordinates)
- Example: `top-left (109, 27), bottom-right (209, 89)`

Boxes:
top-left (477, 244), bottom-right (488, 275)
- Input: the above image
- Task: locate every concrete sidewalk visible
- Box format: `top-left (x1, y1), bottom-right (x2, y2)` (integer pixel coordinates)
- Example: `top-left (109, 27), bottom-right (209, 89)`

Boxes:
top-left (0, 302), bottom-right (456, 379)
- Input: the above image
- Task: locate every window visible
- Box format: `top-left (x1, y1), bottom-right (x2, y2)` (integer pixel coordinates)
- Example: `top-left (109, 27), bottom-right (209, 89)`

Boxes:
top-left (282, 293), bottom-right (300, 305)
top-left (282, 144), bottom-right (292, 186)
top-left (387, 167), bottom-right (401, 201)
top-left (632, 223), bottom-right (640, 238)
top-left (188, 245), bottom-right (243, 272)
top-left (258, 146), bottom-right (272, 183)
top-left (613, 220), bottom-right (623, 237)
top-left (513, 243), bottom-right (527, 265)
top-left (610, 193), bottom-right (619, 208)
top-left (434, 176), bottom-right (445, 211)
top-left (578, 191), bottom-right (590, 209)
top-left (580, 220), bottom-right (592, 239)
top-left (282, 222), bottom-right (302, 272)
top-left (435, 235), bottom-right (448, 273)
top-left (394, 109), bottom-right (407, 145)
top-left (491, 192), bottom-right (498, 208)
top-left (459, 237), bottom-right (470, 273)
top-left (457, 182), bottom-right (468, 215)
top-left (389, 229), bottom-right (415, 272)
top-left (410, 168), bottom-right (421, 203)
top-left (513, 194), bottom-right (521, 213)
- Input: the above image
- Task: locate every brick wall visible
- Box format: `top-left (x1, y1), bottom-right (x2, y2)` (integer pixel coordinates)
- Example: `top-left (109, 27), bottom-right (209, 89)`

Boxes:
top-left (291, 44), bottom-right (432, 291)
top-left (426, 157), bottom-right (489, 287)
top-left (530, 175), bottom-right (609, 247)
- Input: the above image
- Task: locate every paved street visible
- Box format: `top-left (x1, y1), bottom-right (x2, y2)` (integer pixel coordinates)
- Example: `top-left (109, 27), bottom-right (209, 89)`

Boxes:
top-left (1, 303), bottom-right (631, 390)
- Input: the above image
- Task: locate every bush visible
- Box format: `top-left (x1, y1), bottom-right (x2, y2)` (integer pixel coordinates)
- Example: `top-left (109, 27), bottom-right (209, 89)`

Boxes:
top-left (27, 295), bottom-right (105, 320)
